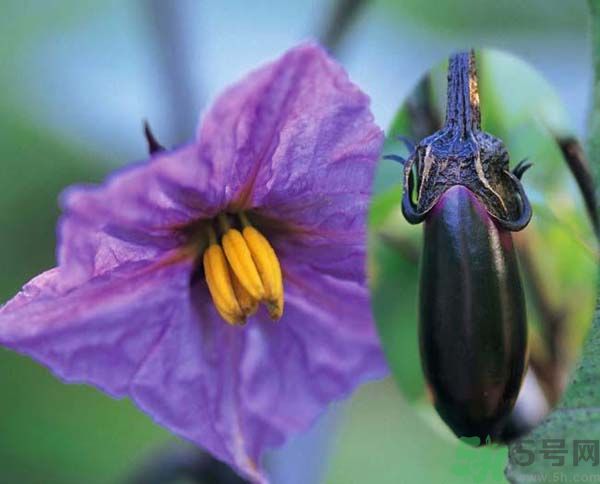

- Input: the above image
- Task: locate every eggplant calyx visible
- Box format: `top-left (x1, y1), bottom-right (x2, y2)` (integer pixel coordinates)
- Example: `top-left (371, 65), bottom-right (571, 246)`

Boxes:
top-left (399, 51), bottom-right (533, 232)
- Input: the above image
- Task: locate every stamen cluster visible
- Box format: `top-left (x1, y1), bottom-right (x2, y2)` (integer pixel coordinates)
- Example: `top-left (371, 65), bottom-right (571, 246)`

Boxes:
top-left (203, 212), bottom-right (284, 325)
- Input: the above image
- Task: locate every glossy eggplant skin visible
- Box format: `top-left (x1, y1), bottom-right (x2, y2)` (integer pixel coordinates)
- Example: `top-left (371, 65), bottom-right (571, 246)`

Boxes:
top-left (419, 185), bottom-right (527, 441)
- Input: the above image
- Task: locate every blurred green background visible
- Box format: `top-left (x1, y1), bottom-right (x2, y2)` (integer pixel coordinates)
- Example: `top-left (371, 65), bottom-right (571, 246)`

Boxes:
top-left (0, 1), bottom-right (596, 483)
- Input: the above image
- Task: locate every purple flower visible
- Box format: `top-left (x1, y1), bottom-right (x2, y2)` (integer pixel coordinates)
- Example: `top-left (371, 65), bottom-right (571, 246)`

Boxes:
top-left (0, 43), bottom-right (386, 482)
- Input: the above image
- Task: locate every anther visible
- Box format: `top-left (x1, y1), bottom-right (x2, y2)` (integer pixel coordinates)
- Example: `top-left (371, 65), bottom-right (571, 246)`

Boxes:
top-left (219, 214), bottom-right (266, 301)
top-left (230, 269), bottom-right (258, 318)
top-left (239, 213), bottom-right (284, 320)
top-left (203, 226), bottom-right (246, 325)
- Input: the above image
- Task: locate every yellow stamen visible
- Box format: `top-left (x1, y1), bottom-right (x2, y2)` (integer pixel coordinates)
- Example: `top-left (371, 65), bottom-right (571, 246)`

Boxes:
top-left (203, 229), bottom-right (246, 325)
top-left (220, 214), bottom-right (265, 301)
top-left (240, 214), bottom-right (284, 321)
top-left (230, 268), bottom-right (259, 317)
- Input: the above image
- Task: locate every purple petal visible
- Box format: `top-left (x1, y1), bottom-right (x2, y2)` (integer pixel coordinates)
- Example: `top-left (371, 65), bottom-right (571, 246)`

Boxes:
top-left (198, 42), bottom-right (383, 229)
top-left (237, 257), bottom-right (387, 459)
top-left (61, 144), bottom-right (221, 231)
top-left (270, 226), bottom-right (366, 283)
top-left (0, 259), bottom-right (192, 397)
top-left (129, 259), bottom-right (386, 483)
top-left (130, 289), bottom-right (268, 482)
top-left (57, 144), bottom-right (225, 285)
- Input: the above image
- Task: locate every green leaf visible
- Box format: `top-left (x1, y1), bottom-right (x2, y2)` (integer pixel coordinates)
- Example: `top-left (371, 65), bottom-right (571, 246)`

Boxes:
top-left (505, 3), bottom-right (600, 481)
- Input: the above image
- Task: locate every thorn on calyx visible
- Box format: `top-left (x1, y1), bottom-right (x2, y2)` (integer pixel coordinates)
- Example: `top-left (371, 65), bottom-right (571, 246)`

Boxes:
top-left (396, 135), bottom-right (416, 153)
top-left (512, 158), bottom-right (533, 179)
top-left (143, 120), bottom-right (166, 155)
top-left (383, 154), bottom-right (407, 165)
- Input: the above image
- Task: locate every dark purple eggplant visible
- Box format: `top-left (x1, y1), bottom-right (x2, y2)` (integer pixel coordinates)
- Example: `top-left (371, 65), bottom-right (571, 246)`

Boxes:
top-left (420, 185), bottom-right (527, 439)
top-left (399, 51), bottom-right (532, 441)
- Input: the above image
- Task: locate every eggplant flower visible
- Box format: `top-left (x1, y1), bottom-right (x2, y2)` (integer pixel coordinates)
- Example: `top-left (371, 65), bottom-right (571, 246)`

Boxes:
top-left (0, 44), bottom-right (386, 482)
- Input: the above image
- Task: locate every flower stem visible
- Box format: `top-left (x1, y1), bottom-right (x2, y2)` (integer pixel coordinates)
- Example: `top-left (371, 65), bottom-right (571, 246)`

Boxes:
top-left (238, 212), bottom-right (252, 228)
top-left (217, 213), bottom-right (232, 233)
top-left (206, 226), bottom-right (218, 246)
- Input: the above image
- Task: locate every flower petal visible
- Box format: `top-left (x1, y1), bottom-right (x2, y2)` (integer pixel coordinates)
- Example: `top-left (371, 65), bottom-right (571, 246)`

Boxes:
top-left (57, 143), bottom-right (226, 285)
top-left (130, 285), bottom-right (269, 483)
top-left (0, 259), bottom-right (192, 397)
top-left (236, 257), bottom-right (387, 461)
top-left (197, 42), bottom-right (383, 225)
top-left (129, 261), bottom-right (386, 483)
top-left (268, 227), bottom-right (365, 283)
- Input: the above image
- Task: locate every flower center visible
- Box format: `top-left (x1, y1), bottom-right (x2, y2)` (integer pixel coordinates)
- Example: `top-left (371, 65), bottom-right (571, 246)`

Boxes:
top-left (202, 212), bottom-right (284, 325)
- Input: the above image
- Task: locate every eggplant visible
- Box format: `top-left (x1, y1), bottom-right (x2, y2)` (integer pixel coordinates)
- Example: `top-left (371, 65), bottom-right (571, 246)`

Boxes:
top-left (399, 51), bottom-right (532, 441)
top-left (420, 185), bottom-right (527, 439)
